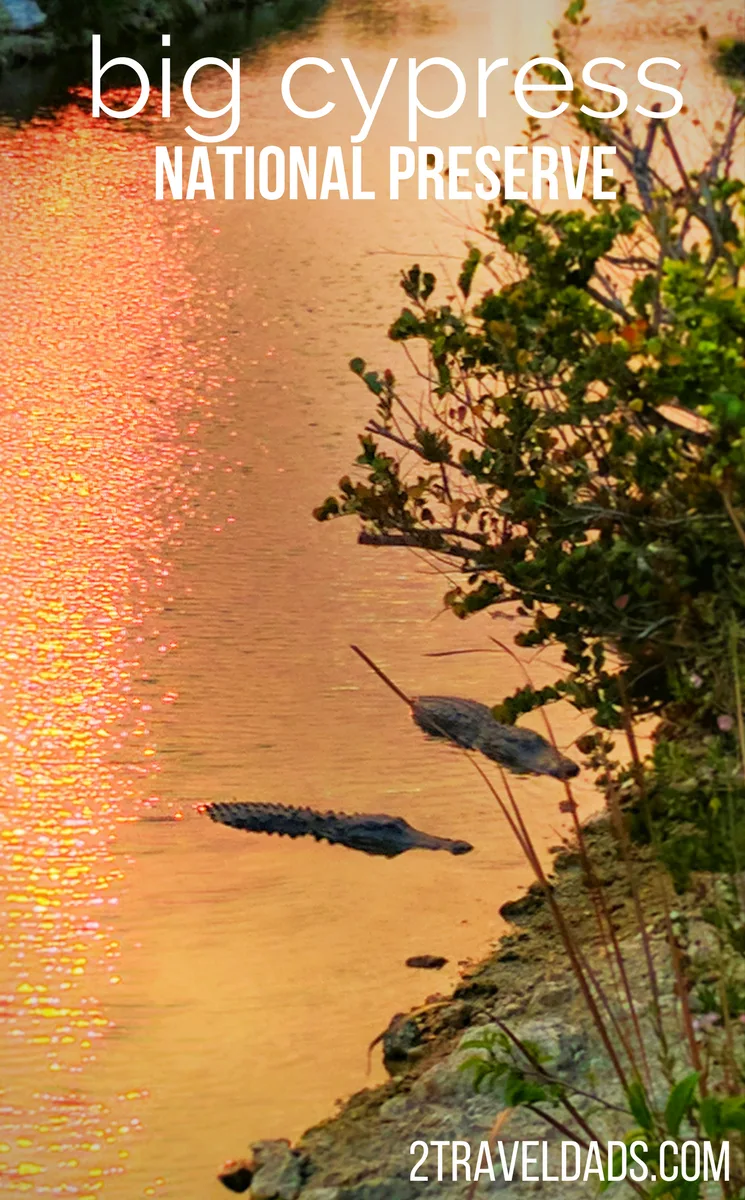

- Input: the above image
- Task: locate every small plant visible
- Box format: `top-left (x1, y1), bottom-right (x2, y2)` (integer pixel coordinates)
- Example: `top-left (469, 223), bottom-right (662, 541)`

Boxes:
top-left (461, 1033), bottom-right (745, 1198)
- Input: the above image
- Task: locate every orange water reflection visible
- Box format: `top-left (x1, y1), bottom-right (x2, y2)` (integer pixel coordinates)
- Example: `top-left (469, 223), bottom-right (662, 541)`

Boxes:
top-left (0, 105), bottom-right (200, 1197)
top-left (0, 2), bottom-right (738, 1197)
top-left (0, 70), bottom-right (589, 1195)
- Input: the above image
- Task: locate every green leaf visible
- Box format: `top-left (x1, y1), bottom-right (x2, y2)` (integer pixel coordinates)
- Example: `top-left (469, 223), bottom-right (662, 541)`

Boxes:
top-left (458, 247), bottom-right (482, 299)
top-left (627, 1080), bottom-right (654, 1132)
top-left (721, 1097), bottom-right (745, 1132)
top-left (598, 1143), bottom-right (628, 1192)
top-left (389, 309), bottom-right (422, 341)
top-left (313, 496), bottom-right (340, 522)
top-left (503, 1076), bottom-right (547, 1106)
top-left (363, 371), bottom-right (384, 395)
top-left (565, 0), bottom-right (586, 23)
top-left (664, 1072), bottom-right (699, 1135)
top-left (699, 1096), bottom-right (721, 1139)
top-left (415, 427), bottom-right (452, 463)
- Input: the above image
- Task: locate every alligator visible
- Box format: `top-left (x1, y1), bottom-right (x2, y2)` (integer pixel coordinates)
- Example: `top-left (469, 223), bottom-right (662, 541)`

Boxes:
top-left (412, 695), bottom-right (580, 780)
top-left (203, 802), bottom-right (474, 859)
top-left (350, 645), bottom-right (580, 781)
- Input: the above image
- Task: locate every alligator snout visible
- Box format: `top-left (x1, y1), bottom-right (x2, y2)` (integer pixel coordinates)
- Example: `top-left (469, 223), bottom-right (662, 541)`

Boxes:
top-left (553, 759), bottom-right (580, 780)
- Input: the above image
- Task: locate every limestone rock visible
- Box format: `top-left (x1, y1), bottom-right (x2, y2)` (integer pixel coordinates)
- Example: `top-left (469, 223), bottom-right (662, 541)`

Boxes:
top-left (249, 1140), bottom-right (304, 1200)
top-left (218, 1159), bottom-right (254, 1193)
top-left (530, 979), bottom-right (574, 1011)
top-left (336, 1180), bottom-right (418, 1200)
top-left (381, 1013), bottom-right (422, 1074)
top-left (377, 1094), bottom-right (411, 1123)
top-left (499, 884), bottom-right (546, 924)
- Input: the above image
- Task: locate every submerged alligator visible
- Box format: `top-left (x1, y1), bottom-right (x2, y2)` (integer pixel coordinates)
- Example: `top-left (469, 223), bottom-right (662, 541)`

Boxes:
top-left (412, 695), bottom-right (580, 780)
top-left (350, 646), bottom-right (580, 781)
top-left (203, 802), bottom-right (474, 859)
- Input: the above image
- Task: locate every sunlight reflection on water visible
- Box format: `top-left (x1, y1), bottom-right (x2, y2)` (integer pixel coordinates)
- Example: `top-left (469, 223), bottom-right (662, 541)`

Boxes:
top-left (0, 107), bottom-right (206, 1196)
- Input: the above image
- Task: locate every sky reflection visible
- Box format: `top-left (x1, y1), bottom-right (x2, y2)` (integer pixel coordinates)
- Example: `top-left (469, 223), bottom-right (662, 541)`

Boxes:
top-left (0, 104), bottom-right (202, 1197)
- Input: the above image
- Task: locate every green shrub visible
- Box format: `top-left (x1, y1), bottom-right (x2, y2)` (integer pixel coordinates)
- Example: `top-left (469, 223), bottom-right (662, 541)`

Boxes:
top-left (315, 19), bottom-right (745, 874)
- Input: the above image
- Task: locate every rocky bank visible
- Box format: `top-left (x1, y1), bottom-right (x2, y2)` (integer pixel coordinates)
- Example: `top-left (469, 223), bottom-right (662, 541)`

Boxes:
top-left (217, 821), bottom-right (744, 1199)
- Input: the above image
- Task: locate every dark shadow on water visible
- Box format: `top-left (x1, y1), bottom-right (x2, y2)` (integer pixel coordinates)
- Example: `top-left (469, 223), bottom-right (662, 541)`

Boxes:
top-left (0, 0), bottom-right (330, 121)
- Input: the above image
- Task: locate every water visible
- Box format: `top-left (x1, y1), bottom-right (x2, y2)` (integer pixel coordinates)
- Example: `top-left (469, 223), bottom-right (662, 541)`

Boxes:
top-left (0, 1), bottom-right (736, 1196)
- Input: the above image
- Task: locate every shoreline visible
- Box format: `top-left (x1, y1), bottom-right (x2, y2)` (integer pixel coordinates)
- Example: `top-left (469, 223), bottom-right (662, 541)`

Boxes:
top-left (219, 818), bottom-right (719, 1199)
